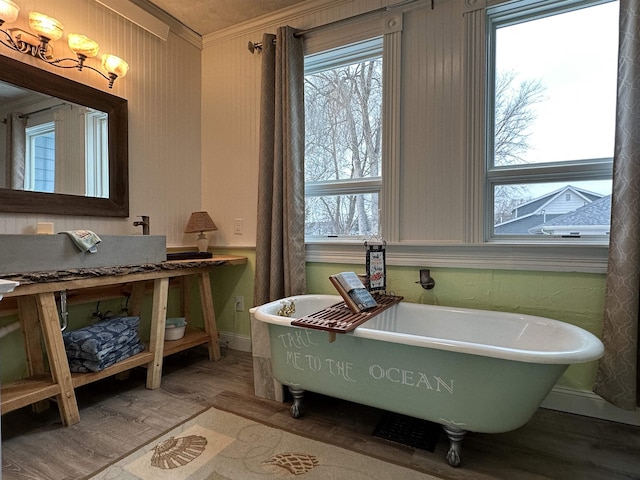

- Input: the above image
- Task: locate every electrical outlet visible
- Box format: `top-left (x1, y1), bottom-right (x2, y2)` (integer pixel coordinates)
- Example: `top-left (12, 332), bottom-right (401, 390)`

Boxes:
top-left (235, 295), bottom-right (244, 312)
top-left (234, 218), bottom-right (243, 235)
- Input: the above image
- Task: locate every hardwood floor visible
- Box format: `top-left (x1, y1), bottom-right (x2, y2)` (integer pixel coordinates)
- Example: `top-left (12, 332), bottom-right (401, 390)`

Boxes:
top-left (2, 347), bottom-right (639, 479)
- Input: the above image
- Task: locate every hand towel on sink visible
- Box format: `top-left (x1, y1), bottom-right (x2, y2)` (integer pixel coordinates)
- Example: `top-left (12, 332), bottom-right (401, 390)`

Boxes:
top-left (59, 230), bottom-right (102, 253)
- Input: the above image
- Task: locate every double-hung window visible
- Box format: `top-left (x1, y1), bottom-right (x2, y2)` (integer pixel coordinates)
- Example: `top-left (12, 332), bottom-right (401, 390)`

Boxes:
top-left (486, 0), bottom-right (618, 242)
top-left (304, 37), bottom-right (384, 238)
top-left (303, 13), bottom-right (403, 243)
top-left (25, 122), bottom-right (56, 193)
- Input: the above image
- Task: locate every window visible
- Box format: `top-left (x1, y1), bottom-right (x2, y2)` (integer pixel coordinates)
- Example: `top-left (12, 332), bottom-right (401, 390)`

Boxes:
top-left (85, 109), bottom-right (109, 198)
top-left (487, 0), bottom-right (618, 241)
top-left (304, 37), bottom-right (383, 238)
top-left (25, 122), bottom-right (55, 193)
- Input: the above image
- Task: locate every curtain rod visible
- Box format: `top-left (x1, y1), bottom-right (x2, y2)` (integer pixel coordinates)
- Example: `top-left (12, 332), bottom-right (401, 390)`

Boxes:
top-left (19, 103), bottom-right (69, 119)
top-left (247, 0), bottom-right (425, 53)
top-left (2, 103), bottom-right (70, 123)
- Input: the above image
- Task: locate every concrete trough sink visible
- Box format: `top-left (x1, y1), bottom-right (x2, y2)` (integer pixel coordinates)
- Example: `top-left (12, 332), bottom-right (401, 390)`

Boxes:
top-left (0, 235), bottom-right (166, 274)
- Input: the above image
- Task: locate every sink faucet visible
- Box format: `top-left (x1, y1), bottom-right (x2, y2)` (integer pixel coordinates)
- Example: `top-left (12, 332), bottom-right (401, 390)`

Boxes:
top-left (133, 215), bottom-right (150, 235)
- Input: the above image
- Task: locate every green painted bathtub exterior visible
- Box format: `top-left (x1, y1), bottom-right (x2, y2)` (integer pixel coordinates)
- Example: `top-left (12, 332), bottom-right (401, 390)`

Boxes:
top-left (268, 323), bottom-right (568, 434)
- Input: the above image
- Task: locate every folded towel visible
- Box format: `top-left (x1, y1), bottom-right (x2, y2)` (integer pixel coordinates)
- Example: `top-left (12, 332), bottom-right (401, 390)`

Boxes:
top-left (65, 335), bottom-right (143, 362)
top-left (166, 317), bottom-right (187, 328)
top-left (59, 230), bottom-right (102, 253)
top-left (67, 340), bottom-right (145, 373)
top-left (63, 316), bottom-right (140, 354)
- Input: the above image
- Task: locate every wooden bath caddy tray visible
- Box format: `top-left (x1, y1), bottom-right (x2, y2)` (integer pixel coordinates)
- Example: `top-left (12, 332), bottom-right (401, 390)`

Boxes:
top-left (291, 293), bottom-right (403, 334)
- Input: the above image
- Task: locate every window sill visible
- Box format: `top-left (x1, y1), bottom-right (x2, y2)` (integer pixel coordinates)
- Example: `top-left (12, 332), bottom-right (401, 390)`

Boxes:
top-left (305, 241), bottom-right (608, 273)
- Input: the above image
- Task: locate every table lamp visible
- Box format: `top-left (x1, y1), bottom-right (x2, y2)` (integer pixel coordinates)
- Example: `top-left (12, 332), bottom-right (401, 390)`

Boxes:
top-left (185, 211), bottom-right (218, 253)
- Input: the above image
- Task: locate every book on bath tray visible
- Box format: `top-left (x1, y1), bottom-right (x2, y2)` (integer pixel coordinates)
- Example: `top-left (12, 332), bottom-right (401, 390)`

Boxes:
top-left (329, 271), bottom-right (378, 313)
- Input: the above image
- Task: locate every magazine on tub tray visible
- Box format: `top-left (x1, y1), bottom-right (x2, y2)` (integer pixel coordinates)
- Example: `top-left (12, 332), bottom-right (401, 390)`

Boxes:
top-left (329, 271), bottom-right (378, 313)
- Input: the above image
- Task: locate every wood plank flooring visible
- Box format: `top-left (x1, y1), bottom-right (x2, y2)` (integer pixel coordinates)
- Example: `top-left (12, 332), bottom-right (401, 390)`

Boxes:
top-left (2, 347), bottom-right (639, 479)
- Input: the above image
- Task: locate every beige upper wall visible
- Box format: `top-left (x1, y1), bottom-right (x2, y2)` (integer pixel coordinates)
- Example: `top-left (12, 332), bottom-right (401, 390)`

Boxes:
top-left (0, 0), bottom-right (495, 250)
top-left (201, 0), bottom-right (469, 247)
top-left (0, 0), bottom-right (202, 246)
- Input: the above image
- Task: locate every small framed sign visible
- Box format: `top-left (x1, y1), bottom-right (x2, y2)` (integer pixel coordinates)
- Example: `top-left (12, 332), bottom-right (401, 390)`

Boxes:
top-left (365, 241), bottom-right (386, 291)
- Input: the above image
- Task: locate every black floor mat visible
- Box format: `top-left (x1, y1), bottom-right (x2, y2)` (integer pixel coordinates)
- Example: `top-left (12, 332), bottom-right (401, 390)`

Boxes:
top-left (372, 412), bottom-right (441, 452)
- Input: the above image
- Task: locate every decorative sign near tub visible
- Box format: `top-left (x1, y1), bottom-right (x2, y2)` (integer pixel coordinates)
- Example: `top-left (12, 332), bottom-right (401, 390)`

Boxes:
top-left (365, 240), bottom-right (386, 291)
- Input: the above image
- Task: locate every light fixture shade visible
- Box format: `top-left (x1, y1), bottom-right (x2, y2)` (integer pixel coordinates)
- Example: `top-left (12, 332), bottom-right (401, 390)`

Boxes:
top-left (102, 54), bottom-right (129, 78)
top-left (68, 34), bottom-right (99, 57)
top-left (28, 12), bottom-right (64, 41)
top-left (185, 211), bottom-right (218, 234)
top-left (0, 0), bottom-right (19, 24)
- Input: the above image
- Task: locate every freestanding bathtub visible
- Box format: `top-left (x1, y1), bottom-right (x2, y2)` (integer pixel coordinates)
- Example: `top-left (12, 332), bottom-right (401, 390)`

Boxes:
top-left (251, 294), bottom-right (604, 467)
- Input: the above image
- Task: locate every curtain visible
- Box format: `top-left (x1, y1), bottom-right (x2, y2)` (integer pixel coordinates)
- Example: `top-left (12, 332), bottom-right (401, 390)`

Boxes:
top-left (594, 0), bottom-right (640, 411)
top-left (5, 113), bottom-right (26, 190)
top-left (254, 26), bottom-right (306, 306)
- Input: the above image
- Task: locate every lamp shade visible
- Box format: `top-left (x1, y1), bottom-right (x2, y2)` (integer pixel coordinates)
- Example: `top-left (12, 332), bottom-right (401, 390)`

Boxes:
top-left (28, 12), bottom-right (64, 41)
top-left (0, 0), bottom-right (19, 24)
top-left (68, 34), bottom-right (100, 57)
top-left (185, 211), bottom-right (218, 233)
top-left (102, 54), bottom-right (129, 78)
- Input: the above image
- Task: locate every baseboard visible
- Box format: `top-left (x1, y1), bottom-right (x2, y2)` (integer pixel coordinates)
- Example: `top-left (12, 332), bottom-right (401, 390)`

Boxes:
top-left (541, 385), bottom-right (640, 426)
top-left (219, 331), bottom-right (252, 353)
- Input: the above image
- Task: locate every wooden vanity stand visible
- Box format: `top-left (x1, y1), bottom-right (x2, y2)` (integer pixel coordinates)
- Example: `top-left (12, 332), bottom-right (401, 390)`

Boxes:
top-left (0, 256), bottom-right (246, 426)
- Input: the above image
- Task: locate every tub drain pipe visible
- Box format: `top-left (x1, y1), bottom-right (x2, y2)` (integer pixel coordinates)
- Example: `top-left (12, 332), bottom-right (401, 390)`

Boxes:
top-left (59, 290), bottom-right (68, 331)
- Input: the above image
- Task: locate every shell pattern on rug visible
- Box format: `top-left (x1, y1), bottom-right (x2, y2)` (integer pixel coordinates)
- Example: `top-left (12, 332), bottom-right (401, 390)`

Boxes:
top-left (262, 452), bottom-right (319, 475)
top-left (150, 434), bottom-right (208, 469)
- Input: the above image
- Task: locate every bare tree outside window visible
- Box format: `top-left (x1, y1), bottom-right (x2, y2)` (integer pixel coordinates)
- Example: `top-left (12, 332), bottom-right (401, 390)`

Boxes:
top-left (304, 56), bottom-right (383, 236)
top-left (493, 71), bottom-right (545, 224)
top-left (489, 1), bottom-right (616, 238)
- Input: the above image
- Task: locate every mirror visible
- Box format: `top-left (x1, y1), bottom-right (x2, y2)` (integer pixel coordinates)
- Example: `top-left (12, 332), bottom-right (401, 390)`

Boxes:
top-left (0, 55), bottom-right (128, 217)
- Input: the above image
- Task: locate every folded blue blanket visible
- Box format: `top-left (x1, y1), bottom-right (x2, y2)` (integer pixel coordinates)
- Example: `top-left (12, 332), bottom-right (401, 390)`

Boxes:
top-left (65, 335), bottom-right (142, 362)
top-left (63, 316), bottom-right (140, 354)
top-left (67, 339), bottom-right (145, 373)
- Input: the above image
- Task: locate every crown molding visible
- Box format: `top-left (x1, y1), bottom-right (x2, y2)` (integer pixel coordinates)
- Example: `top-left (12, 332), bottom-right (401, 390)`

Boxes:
top-left (202, 0), bottom-right (374, 48)
top-left (123, 0), bottom-right (202, 48)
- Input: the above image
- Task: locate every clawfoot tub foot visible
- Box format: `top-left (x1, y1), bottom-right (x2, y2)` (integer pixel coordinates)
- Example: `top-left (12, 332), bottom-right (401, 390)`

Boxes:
top-left (442, 425), bottom-right (467, 467)
top-left (288, 387), bottom-right (305, 418)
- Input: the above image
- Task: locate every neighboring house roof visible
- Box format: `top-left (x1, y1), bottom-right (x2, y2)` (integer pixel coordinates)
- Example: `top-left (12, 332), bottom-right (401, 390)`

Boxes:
top-left (494, 213), bottom-right (563, 235)
top-left (494, 185), bottom-right (609, 235)
top-left (530, 195), bottom-right (612, 235)
top-left (511, 185), bottom-right (604, 217)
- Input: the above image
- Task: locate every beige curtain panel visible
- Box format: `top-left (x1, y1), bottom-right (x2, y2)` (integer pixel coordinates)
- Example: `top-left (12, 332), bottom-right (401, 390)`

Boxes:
top-left (254, 26), bottom-right (306, 307)
top-left (6, 112), bottom-right (26, 190)
top-left (594, 0), bottom-right (640, 411)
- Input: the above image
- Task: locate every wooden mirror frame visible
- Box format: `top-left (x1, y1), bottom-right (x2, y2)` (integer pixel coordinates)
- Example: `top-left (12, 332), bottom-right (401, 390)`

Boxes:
top-left (0, 55), bottom-right (129, 217)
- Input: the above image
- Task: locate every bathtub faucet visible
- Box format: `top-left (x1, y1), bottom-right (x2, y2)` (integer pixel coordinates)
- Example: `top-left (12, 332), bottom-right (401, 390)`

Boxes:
top-left (417, 268), bottom-right (435, 290)
top-left (277, 299), bottom-right (296, 317)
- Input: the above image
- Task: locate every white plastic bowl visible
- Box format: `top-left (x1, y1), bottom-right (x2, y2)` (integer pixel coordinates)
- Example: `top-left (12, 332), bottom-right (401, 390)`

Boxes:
top-left (165, 324), bottom-right (186, 340)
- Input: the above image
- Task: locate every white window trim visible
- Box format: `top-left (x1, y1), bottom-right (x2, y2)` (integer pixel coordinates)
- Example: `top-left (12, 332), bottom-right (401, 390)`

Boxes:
top-left (304, 12), bottom-right (403, 243)
top-left (306, 241), bottom-right (608, 273)
top-left (483, 0), bottom-right (615, 245)
top-left (24, 122), bottom-right (55, 192)
top-left (85, 109), bottom-right (109, 198)
top-left (306, 0), bottom-right (611, 274)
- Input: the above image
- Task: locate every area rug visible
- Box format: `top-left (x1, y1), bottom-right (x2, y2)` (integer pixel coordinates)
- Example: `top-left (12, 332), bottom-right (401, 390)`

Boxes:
top-left (87, 407), bottom-right (442, 480)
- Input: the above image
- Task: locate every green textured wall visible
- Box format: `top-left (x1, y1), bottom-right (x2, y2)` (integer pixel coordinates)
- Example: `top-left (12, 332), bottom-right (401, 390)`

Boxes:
top-left (208, 248), bottom-right (255, 337)
top-left (307, 263), bottom-right (606, 391)
top-left (0, 253), bottom-right (605, 393)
